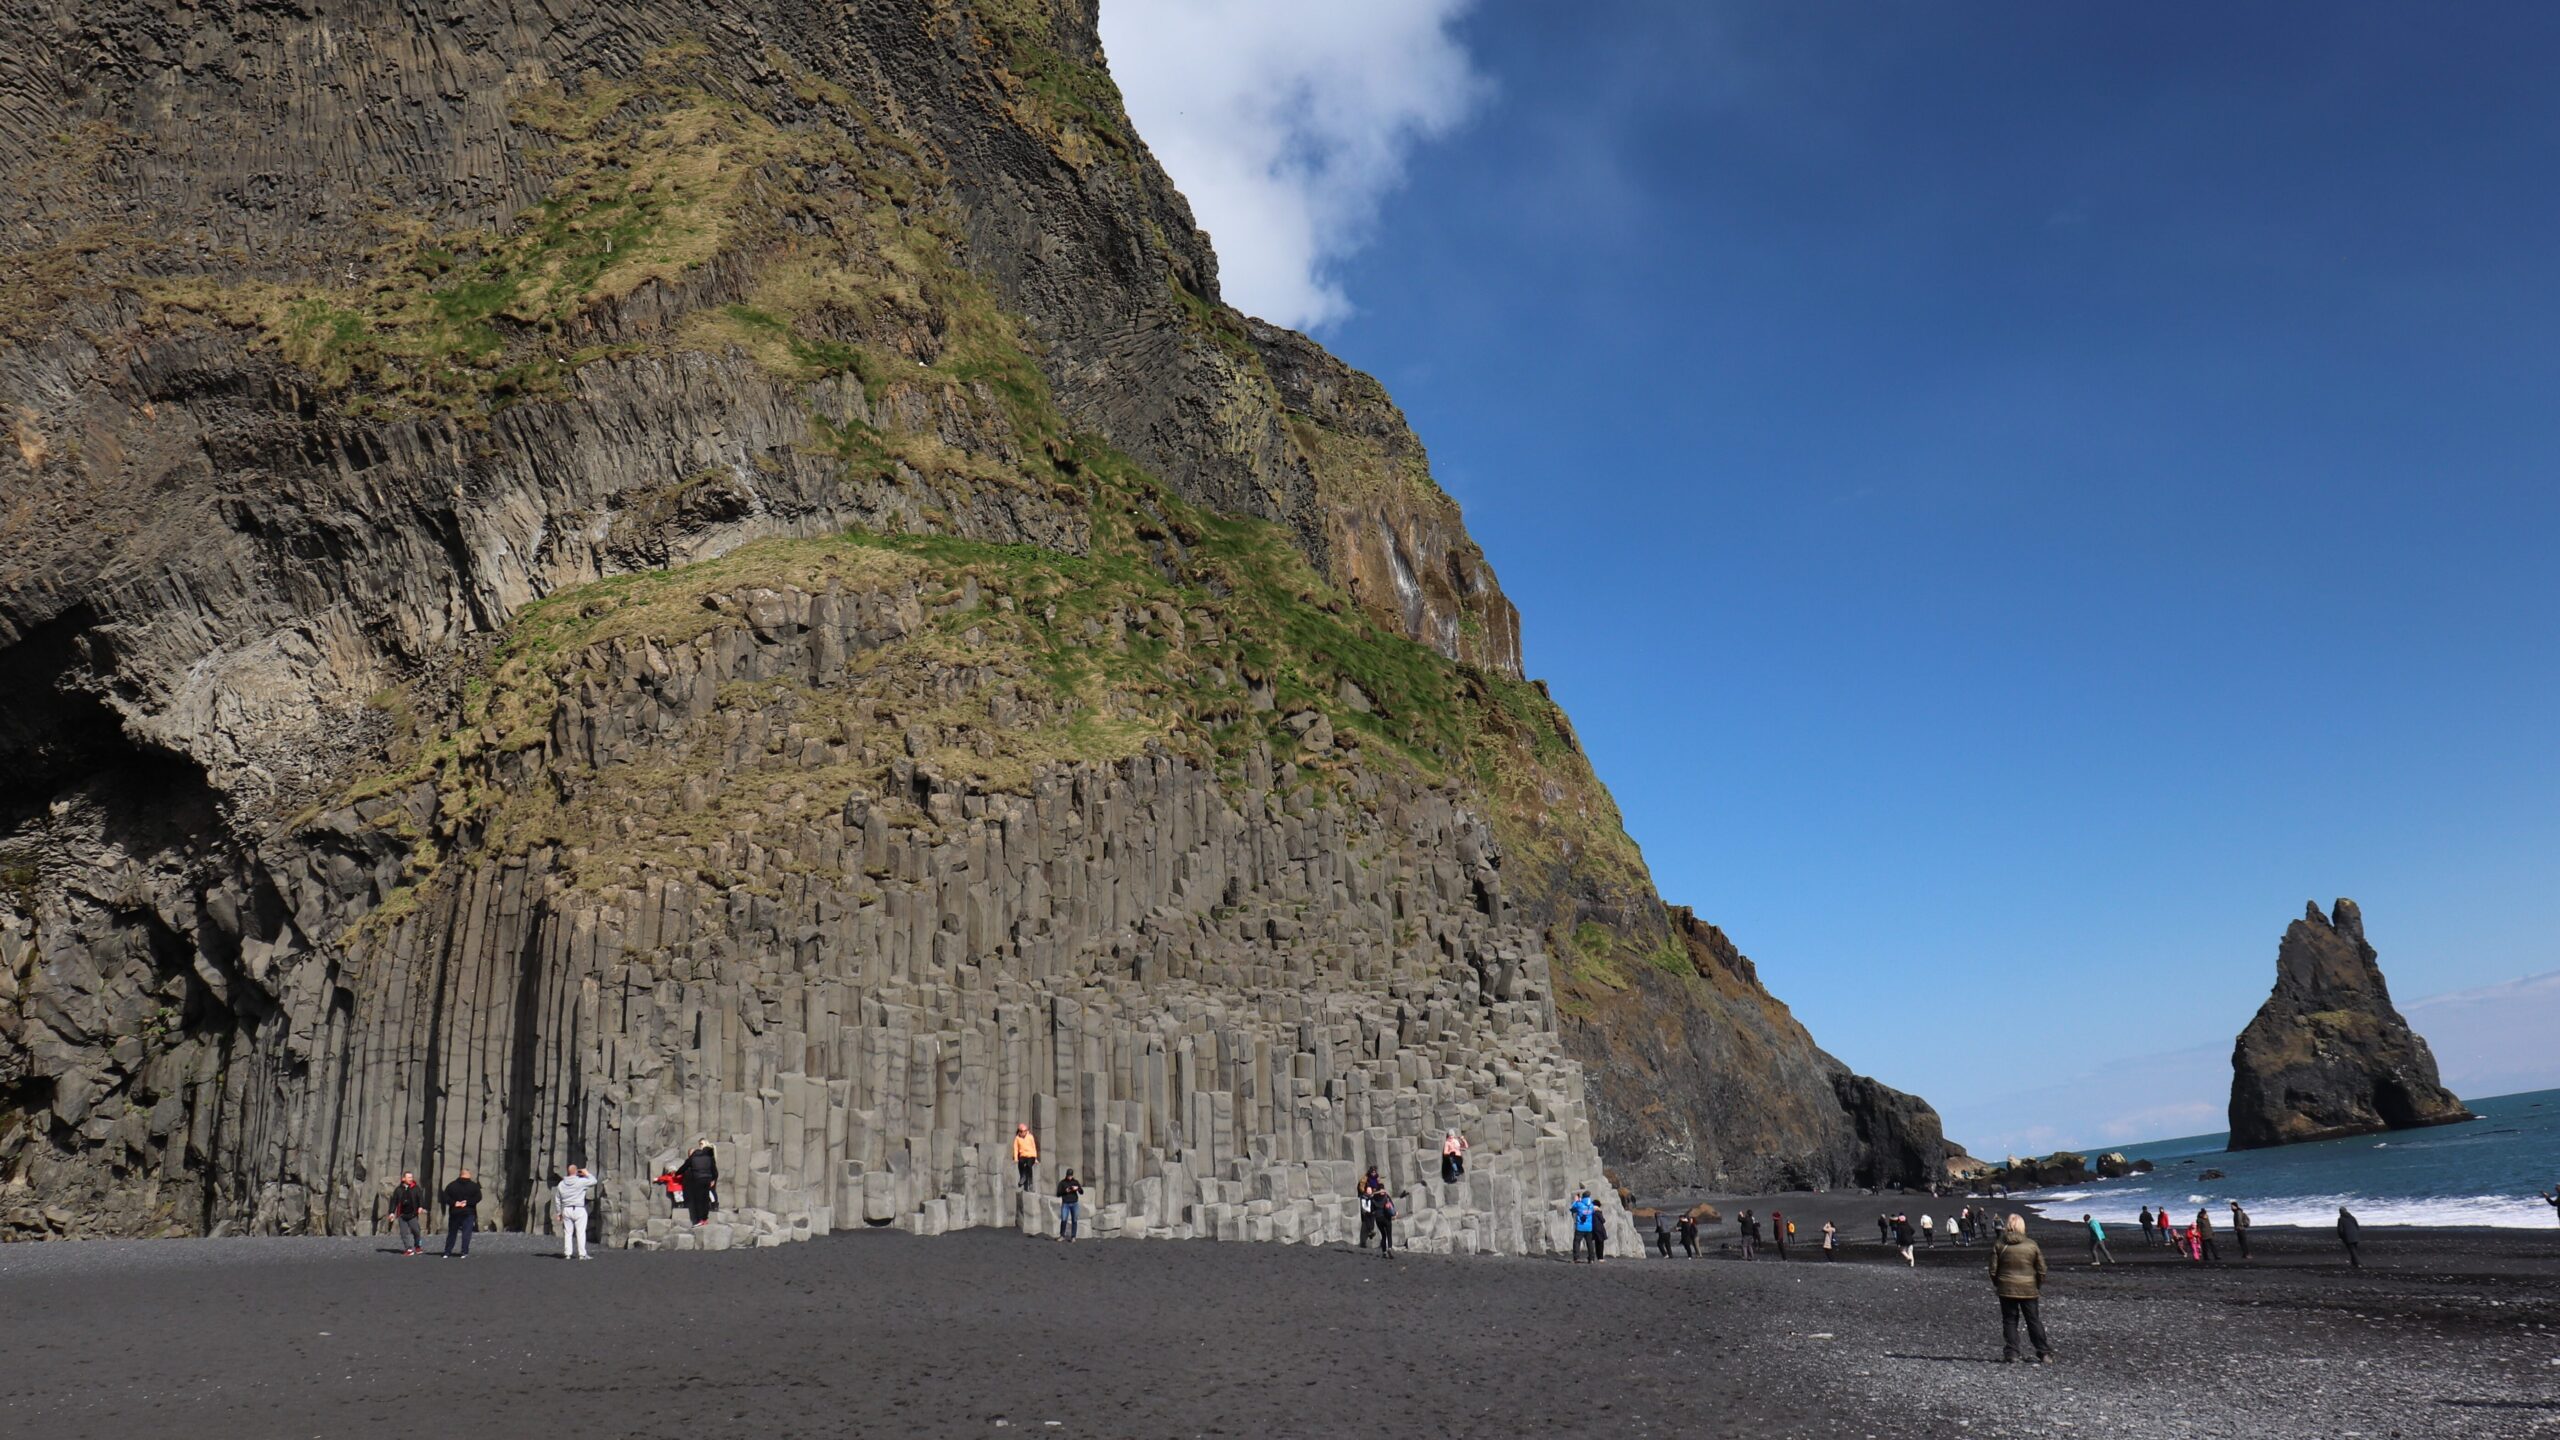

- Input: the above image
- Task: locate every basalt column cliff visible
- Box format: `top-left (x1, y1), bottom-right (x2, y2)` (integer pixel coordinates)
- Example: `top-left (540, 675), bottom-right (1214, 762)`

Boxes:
top-left (0, 0), bottom-right (1945, 1245)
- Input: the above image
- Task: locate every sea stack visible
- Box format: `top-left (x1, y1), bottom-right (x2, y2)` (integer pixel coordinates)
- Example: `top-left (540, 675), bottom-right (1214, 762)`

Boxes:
top-left (2227, 899), bottom-right (2473, 1151)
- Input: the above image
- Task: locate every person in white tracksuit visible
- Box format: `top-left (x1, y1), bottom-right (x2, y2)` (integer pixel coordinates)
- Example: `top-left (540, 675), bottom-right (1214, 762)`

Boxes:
top-left (555, 1165), bottom-right (598, 1259)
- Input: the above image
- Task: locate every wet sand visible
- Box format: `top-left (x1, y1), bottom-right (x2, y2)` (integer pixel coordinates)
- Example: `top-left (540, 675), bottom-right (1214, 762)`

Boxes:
top-left (2, 1213), bottom-right (2554, 1439)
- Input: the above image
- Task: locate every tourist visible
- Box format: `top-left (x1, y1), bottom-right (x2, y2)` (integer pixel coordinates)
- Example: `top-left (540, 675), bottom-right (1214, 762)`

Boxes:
top-left (2183, 1222), bottom-right (2201, 1261)
top-left (2139, 1207), bottom-right (2155, 1247)
top-left (1955, 1205), bottom-right (1973, 1246)
top-left (1989, 1214), bottom-right (2054, 1363)
top-left (1056, 1169), bottom-right (1083, 1242)
top-left (1821, 1220), bottom-right (1838, 1260)
top-left (2337, 1206), bottom-right (2363, 1268)
top-left (1570, 1188), bottom-right (1597, 1263)
top-left (2194, 1206), bottom-right (2221, 1264)
top-left (1738, 1208), bottom-right (1757, 1261)
top-left (2540, 1183), bottom-right (2560, 1226)
top-left (1677, 1211), bottom-right (1699, 1257)
top-left (1877, 1212), bottom-right (1891, 1245)
top-left (677, 1140), bottom-right (719, 1226)
top-left (1895, 1212), bottom-right (1917, 1267)
top-left (1358, 1169), bottom-right (1384, 1250)
top-left (1655, 1213), bottom-right (1674, 1257)
top-left (2229, 1201), bottom-right (2252, 1260)
top-left (1771, 1210), bottom-right (1788, 1262)
top-left (386, 1171), bottom-right (426, 1256)
top-left (2083, 1213), bottom-right (2113, 1267)
top-left (1374, 1188), bottom-right (1398, 1256)
top-left (440, 1168), bottom-right (482, 1258)
top-left (555, 1164), bottom-right (597, 1259)
top-left (1592, 1201), bottom-right (1611, 1261)
top-left (1441, 1130), bottom-right (1469, 1183)
top-left (1012, 1123), bottom-right (1039, 1191)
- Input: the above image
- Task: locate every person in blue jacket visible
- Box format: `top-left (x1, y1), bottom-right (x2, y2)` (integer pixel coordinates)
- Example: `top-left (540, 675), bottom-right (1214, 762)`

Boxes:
top-left (1570, 1189), bottom-right (1598, 1263)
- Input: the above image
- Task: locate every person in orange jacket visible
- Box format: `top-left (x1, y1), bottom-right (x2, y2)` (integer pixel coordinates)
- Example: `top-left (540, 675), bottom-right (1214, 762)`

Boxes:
top-left (1012, 1123), bottom-right (1039, 1191)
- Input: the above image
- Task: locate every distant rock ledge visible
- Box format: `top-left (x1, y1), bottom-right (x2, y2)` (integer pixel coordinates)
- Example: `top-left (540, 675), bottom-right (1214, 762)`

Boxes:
top-left (2227, 899), bottom-right (2474, 1151)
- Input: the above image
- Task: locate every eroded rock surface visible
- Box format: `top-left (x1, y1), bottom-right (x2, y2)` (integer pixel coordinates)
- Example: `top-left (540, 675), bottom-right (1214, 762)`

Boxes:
top-left (0, 0), bottom-right (1943, 1244)
top-left (2227, 899), bottom-right (2473, 1151)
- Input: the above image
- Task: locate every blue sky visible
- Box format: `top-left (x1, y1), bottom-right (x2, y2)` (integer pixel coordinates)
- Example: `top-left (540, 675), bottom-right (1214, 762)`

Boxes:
top-left (1105, 2), bottom-right (2560, 1155)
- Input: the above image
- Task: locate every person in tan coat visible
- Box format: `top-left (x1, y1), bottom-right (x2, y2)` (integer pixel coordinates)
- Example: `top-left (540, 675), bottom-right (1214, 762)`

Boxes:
top-left (1989, 1214), bottom-right (2054, 1363)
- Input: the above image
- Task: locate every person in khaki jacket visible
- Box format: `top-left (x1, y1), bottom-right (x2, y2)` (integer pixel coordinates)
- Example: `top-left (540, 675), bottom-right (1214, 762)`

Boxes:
top-left (1989, 1214), bottom-right (2054, 1363)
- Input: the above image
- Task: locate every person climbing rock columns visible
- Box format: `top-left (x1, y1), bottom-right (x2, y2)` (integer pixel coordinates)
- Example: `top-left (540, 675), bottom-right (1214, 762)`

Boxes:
top-left (555, 1164), bottom-right (597, 1259)
top-left (1056, 1169), bottom-right (1083, 1242)
top-left (1441, 1129), bottom-right (1469, 1183)
top-left (386, 1172), bottom-right (425, 1256)
top-left (1012, 1123), bottom-right (1039, 1191)
top-left (678, 1140), bottom-right (719, 1226)
top-left (440, 1168), bottom-right (482, 1258)
top-left (1990, 1214), bottom-right (2054, 1363)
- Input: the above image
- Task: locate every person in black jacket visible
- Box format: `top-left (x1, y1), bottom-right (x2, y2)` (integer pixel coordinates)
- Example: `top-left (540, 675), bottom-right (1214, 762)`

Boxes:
top-left (387, 1172), bottom-right (427, 1255)
top-left (440, 1169), bottom-right (483, 1257)
top-left (1676, 1212), bottom-right (1698, 1257)
top-left (1056, 1170), bottom-right (1084, 1243)
top-left (2337, 1207), bottom-right (2362, 1268)
top-left (677, 1141), bottom-right (718, 1226)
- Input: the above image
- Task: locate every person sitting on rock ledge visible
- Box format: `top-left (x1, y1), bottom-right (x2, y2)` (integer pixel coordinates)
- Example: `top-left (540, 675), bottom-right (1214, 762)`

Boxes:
top-left (677, 1141), bottom-right (719, 1227)
top-left (1012, 1123), bottom-right (1039, 1192)
top-left (1056, 1170), bottom-right (1083, 1243)
top-left (1441, 1130), bottom-right (1469, 1183)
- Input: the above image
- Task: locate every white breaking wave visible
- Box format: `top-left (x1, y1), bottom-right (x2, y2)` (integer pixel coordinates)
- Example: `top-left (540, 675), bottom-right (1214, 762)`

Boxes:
top-left (2013, 1184), bottom-right (2553, 1229)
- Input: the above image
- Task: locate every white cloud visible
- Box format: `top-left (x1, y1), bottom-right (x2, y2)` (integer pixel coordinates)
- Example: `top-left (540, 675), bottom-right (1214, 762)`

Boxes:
top-left (1099, 0), bottom-right (1488, 330)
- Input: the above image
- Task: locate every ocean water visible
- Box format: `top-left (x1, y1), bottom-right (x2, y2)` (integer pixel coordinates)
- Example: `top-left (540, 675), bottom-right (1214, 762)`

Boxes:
top-left (2018, 1087), bottom-right (2560, 1229)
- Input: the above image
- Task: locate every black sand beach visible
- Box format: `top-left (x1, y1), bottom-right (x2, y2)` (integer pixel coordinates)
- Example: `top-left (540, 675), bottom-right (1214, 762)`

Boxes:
top-left (4, 1212), bottom-right (2554, 1440)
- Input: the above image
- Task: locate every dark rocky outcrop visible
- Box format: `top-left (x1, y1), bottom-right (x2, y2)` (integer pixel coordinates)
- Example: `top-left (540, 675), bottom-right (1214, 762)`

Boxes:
top-left (2227, 899), bottom-right (2474, 1151)
top-left (0, 0), bottom-right (1948, 1243)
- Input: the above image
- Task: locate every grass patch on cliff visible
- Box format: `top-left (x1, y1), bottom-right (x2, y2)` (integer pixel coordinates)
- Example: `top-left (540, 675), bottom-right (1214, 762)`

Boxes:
top-left (140, 42), bottom-right (926, 417)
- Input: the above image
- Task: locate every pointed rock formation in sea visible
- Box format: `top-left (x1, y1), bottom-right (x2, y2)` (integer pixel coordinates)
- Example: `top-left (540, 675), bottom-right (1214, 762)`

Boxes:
top-left (2227, 899), bottom-right (2474, 1151)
